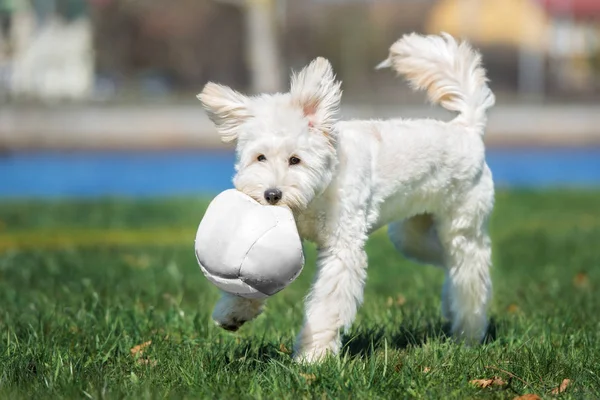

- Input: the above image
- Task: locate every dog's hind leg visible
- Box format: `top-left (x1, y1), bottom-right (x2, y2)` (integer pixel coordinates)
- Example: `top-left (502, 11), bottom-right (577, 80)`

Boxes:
top-left (388, 214), bottom-right (445, 267)
top-left (388, 214), bottom-right (454, 320)
top-left (437, 188), bottom-right (493, 345)
top-left (388, 215), bottom-right (458, 320)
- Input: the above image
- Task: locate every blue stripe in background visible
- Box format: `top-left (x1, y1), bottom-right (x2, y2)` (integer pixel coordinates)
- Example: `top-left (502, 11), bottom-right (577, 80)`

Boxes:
top-left (1, 148), bottom-right (599, 198)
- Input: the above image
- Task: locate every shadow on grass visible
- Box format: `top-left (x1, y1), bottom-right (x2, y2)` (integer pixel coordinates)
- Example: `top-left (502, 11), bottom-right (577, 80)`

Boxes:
top-left (342, 317), bottom-right (498, 359)
top-left (222, 317), bottom-right (498, 364)
top-left (223, 342), bottom-right (288, 364)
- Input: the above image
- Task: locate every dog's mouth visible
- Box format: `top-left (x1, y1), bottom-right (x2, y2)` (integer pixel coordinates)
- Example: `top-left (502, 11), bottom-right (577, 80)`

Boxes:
top-left (243, 191), bottom-right (297, 212)
top-left (241, 190), bottom-right (281, 206)
top-left (234, 184), bottom-right (308, 213)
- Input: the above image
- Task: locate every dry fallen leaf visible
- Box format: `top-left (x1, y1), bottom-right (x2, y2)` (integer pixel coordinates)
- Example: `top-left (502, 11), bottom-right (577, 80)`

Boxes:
top-left (573, 273), bottom-right (589, 288)
top-left (394, 361), bottom-right (403, 372)
top-left (422, 367), bottom-right (431, 373)
top-left (386, 295), bottom-right (407, 307)
top-left (493, 377), bottom-right (507, 386)
top-left (470, 377), bottom-right (506, 388)
top-left (551, 378), bottom-right (571, 394)
top-left (279, 343), bottom-right (291, 354)
top-left (396, 295), bottom-right (406, 306)
top-left (130, 340), bottom-right (152, 356)
top-left (299, 373), bottom-right (316, 384)
top-left (470, 379), bottom-right (493, 388)
top-left (513, 395), bottom-right (541, 400)
top-left (507, 304), bottom-right (520, 314)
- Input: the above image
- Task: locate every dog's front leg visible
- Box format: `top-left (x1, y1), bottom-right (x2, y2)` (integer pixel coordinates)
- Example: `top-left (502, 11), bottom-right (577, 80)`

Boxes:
top-left (294, 242), bottom-right (368, 363)
top-left (212, 291), bottom-right (265, 332)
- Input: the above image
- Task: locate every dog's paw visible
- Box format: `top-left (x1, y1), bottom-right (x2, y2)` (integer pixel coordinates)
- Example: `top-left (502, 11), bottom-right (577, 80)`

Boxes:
top-left (449, 316), bottom-right (488, 346)
top-left (211, 292), bottom-right (264, 332)
top-left (293, 328), bottom-right (340, 364)
top-left (214, 317), bottom-right (246, 332)
top-left (293, 344), bottom-right (336, 364)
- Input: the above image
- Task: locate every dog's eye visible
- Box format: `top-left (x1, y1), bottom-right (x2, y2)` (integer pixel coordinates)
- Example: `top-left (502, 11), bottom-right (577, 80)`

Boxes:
top-left (289, 156), bottom-right (301, 165)
top-left (257, 154), bottom-right (266, 162)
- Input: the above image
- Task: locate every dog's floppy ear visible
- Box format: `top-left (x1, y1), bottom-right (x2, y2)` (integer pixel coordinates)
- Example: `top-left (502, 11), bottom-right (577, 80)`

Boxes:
top-left (290, 57), bottom-right (342, 138)
top-left (197, 83), bottom-right (251, 143)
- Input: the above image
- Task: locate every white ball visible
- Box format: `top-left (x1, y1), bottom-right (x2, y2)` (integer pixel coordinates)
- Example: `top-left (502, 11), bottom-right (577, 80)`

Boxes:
top-left (195, 189), bottom-right (305, 299)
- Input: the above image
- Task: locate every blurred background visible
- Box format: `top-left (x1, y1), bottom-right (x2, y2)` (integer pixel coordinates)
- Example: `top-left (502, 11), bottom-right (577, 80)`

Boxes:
top-left (0, 0), bottom-right (599, 197)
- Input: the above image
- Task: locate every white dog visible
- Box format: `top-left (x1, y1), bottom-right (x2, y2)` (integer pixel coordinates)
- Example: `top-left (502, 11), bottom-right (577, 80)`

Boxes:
top-left (197, 32), bottom-right (495, 363)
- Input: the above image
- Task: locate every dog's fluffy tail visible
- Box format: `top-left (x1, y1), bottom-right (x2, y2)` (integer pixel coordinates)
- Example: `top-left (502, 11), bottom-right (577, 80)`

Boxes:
top-left (376, 32), bottom-right (495, 134)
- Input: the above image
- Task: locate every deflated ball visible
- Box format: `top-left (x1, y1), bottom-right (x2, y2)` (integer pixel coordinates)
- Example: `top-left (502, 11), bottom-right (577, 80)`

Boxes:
top-left (195, 189), bottom-right (305, 299)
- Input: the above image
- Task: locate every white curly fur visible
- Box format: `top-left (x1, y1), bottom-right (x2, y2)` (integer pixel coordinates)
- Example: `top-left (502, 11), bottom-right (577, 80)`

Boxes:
top-left (289, 57), bottom-right (343, 137)
top-left (198, 32), bottom-right (495, 363)
top-left (377, 32), bottom-right (495, 132)
top-left (197, 83), bottom-right (252, 143)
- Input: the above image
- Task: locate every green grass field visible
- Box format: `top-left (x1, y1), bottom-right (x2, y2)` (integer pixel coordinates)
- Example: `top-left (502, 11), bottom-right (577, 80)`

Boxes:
top-left (1, 190), bottom-right (599, 399)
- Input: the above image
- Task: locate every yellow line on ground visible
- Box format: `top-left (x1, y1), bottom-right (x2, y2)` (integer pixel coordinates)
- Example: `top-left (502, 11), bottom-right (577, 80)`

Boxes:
top-left (0, 226), bottom-right (385, 253)
top-left (0, 228), bottom-right (196, 252)
top-left (0, 216), bottom-right (597, 254)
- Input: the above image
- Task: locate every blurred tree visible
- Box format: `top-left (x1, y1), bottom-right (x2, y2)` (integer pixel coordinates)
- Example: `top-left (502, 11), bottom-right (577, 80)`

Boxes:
top-left (91, 0), bottom-right (248, 93)
top-left (0, 0), bottom-right (16, 56)
top-left (30, 0), bottom-right (55, 27)
top-left (57, 0), bottom-right (88, 21)
top-left (244, 0), bottom-right (283, 93)
top-left (83, 0), bottom-right (599, 102)
top-left (216, 0), bottom-right (283, 94)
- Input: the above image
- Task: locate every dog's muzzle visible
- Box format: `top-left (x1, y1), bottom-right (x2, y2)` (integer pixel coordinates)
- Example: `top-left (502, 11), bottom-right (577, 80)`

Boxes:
top-left (264, 188), bottom-right (282, 205)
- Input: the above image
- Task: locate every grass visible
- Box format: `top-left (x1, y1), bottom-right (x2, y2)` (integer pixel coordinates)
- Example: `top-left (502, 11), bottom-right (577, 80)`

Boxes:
top-left (0, 190), bottom-right (599, 399)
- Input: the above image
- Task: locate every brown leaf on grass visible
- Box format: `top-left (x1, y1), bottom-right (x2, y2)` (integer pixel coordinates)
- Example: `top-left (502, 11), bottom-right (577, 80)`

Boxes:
top-left (386, 295), bottom-right (406, 307)
top-left (513, 395), bottom-right (541, 400)
top-left (279, 343), bottom-right (291, 354)
top-left (470, 378), bottom-right (493, 388)
top-left (490, 376), bottom-right (506, 386)
top-left (394, 361), bottom-right (403, 372)
top-left (573, 273), bottom-right (589, 288)
top-left (470, 377), bottom-right (506, 388)
top-left (422, 367), bottom-right (431, 373)
top-left (299, 373), bottom-right (316, 384)
top-left (507, 304), bottom-right (520, 314)
top-left (130, 340), bottom-right (152, 356)
top-left (551, 378), bottom-right (571, 394)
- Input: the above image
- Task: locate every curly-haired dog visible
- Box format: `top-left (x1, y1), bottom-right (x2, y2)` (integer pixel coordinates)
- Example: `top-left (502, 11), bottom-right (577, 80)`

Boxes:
top-left (198, 32), bottom-right (496, 363)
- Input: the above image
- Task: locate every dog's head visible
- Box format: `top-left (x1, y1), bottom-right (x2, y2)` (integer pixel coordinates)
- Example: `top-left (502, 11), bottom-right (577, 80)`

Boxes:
top-left (198, 58), bottom-right (341, 212)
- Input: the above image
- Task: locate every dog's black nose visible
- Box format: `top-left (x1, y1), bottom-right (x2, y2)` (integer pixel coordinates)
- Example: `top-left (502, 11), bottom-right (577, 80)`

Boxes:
top-left (264, 188), bottom-right (282, 205)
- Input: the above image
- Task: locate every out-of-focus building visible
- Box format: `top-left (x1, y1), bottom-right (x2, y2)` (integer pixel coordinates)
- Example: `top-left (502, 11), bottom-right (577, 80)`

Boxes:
top-left (0, 0), bottom-right (598, 104)
top-left (0, 0), bottom-right (599, 152)
top-left (1, 0), bottom-right (94, 101)
top-left (427, 0), bottom-right (600, 95)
